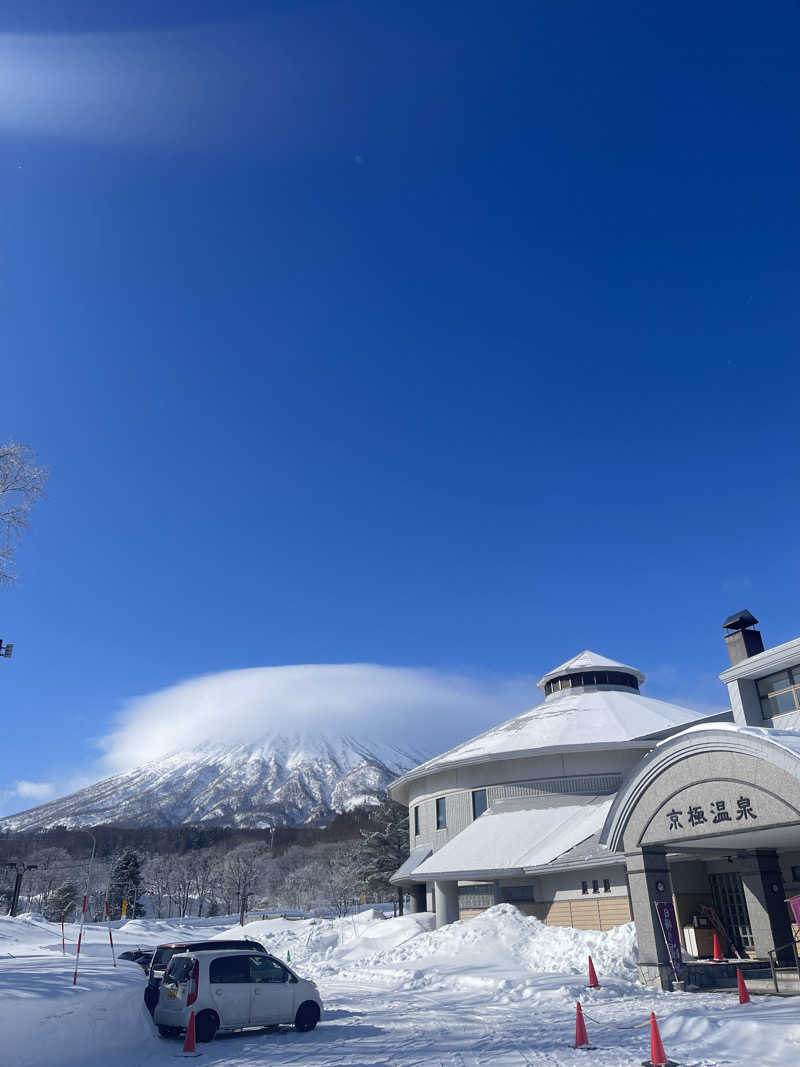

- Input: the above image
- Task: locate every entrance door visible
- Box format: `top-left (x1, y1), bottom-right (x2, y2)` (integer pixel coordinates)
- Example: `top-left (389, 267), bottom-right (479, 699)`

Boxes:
top-left (709, 872), bottom-right (754, 953)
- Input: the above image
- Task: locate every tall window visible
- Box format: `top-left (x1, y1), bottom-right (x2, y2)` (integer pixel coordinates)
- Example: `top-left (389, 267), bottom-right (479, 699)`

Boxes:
top-left (413, 805), bottom-right (420, 836)
top-left (758, 667), bottom-right (800, 718)
top-left (471, 789), bottom-right (488, 819)
top-left (436, 796), bottom-right (447, 829)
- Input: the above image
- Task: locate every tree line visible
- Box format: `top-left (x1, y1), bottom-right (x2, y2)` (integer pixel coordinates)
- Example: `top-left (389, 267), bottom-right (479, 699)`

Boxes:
top-left (1, 798), bottom-right (411, 923)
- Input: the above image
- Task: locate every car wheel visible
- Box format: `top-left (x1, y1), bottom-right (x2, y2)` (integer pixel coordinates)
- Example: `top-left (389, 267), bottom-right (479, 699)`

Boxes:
top-left (294, 1002), bottom-right (320, 1032)
top-left (157, 1026), bottom-right (179, 1038)
top-left (194, 1010), bottom-right (219, 1043)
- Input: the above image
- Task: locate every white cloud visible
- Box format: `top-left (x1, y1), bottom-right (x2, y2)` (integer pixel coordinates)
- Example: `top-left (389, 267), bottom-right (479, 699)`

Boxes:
top-left (97, 663), bottom-right (537, 774)
top-left (14, 780), bottom-right (56, 801)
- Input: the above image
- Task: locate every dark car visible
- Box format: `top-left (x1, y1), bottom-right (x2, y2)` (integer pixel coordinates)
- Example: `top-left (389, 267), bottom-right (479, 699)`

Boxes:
top-left (119, 948), bottom-right (153, 970)
top-left (144, 938), bottom-right (267, 1013)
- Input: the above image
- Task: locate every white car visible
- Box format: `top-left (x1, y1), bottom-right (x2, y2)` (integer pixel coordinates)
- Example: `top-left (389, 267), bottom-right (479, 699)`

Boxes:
top-left (154, 949), bottom-right (322, 1042)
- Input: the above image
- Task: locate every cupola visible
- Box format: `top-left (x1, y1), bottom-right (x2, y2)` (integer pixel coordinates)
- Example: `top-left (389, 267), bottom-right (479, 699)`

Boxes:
top-left (537, 650), bottom-right (645, 699)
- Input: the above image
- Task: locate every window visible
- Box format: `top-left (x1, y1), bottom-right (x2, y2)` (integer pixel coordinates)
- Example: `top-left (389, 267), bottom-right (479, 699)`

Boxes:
top-left (209, 955), bottom-right (251, 984)
top-left (603, 879), bottom-right (611, 894)
top-left (544, 671), bottom-right (639, 696)
top-left (791, 866), bottom-right (800, 883)
top-left (414, 805), bottom-right (420, 836)
top-left (592, 880), bottom-right (599, 894)
top-left (502, 885), bottom-right (534, 903)
top-left (249, 955), bottom-right (288, 983)
top-left (165, 956), bottom-right (195, 983)
top-left (581, 881), bottom-right (588, 895)
top-left (458, 884), bottom-right (495, 909)
top-left (757, 668), bottom-right (800, 719)
top-left (472, 789), bottom-right (488, 819)
top-left (436, 796), bottom-right (447, 829)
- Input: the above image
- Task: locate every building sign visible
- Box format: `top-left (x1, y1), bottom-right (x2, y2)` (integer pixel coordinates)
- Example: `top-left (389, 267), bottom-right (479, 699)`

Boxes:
top-left (666, 795), bottom-right (757, 832)
top-left (640, 779), bottom-right (800, 848)
top-left (654, 900), bottom-right (682, 978)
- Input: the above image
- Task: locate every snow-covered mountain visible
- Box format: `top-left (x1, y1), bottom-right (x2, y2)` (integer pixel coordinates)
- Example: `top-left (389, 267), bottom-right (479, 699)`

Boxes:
top-left (1, 734), bottom-right (428, 831)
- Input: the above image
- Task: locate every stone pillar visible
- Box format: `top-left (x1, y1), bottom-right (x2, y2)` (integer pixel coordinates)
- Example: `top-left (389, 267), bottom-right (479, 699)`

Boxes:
top-left (434, 880), bottom-right (459, 927)
top-left (740, 851), bottom-right (794, 963)
top-left (625, 847), bottom-right (676, 991)
top-left (409, 883), bottom-right (427, 914)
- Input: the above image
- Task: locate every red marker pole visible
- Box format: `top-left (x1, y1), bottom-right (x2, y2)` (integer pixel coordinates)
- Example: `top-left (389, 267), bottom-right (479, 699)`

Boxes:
top-left (61, 918), bottom-right (66, 955)
top-left (105, 901), bottom-right (117, 967)
top-left (72, 894), bottom-right (88, 986)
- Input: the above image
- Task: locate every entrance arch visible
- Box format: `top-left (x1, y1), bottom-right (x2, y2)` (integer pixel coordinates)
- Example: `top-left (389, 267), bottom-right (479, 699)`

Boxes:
top-left (600, 725), bottom-right (800, 988)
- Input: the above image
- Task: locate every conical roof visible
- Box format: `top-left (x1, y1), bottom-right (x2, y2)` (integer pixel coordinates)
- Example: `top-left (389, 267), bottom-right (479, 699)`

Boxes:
top-left (537, 649), bottom-right (645, 690)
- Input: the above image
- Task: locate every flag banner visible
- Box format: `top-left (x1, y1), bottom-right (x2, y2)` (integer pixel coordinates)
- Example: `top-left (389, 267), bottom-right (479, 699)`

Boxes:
top-left (121, 901), bottom-right (128, 918)
top-left (788, 894), bottom-right (800, 927)
top-left (655, 900), bottom-right (683, 975)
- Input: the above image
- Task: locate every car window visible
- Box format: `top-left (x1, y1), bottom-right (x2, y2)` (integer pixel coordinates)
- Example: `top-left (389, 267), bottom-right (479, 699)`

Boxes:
top-left (209, 955), bottom-right (251, 984)
top-left (249, 956), bottom-right (288, 983)
top-left (152, 946), bottom-right (182, 971)
top-left (166, 956), bottom-right (195, 983)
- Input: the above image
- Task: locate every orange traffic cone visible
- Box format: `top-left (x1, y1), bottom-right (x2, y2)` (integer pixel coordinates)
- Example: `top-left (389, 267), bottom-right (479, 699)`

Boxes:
top-left (712, 933), bottom-right (723, 961)
top-left (181, 1011), bottom-right (201, 1057)
top-left (642, 1012), bottom-right (676, 1067)
top-left (587, 955), bottom-right (600, 988)
top-left (572, 1001), bottom-right (595, 1049)
top-left (737, 967), bottom-right (751, 1004)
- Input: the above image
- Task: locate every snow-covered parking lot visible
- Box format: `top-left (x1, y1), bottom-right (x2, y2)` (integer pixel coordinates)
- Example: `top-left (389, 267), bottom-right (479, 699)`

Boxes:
top-left (3, 904), bottom-right (800, 1066)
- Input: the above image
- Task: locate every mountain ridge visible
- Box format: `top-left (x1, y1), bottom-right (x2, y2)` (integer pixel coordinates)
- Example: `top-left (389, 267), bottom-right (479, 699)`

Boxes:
top-left (1, 732), bottom-right (427, 832)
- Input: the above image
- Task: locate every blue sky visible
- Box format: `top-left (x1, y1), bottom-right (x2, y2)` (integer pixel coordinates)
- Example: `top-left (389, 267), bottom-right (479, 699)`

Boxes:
top-left (1, 1), bottom-right (799, 810)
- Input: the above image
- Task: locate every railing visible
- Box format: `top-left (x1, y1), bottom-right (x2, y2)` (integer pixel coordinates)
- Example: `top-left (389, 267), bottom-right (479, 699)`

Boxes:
top-left (767, 936), bottom-right (800, 993)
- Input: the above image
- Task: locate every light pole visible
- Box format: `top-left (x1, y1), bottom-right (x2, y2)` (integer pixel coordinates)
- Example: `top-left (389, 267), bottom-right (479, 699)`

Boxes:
top-left (72, 829), bottom-right (96, 986)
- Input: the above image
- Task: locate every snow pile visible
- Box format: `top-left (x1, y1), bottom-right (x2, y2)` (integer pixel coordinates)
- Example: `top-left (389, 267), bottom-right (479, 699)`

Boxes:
top-left (216, 907), bottom-right (431, 964)
top-left (319, 904), bottom-right (638, 978)
top-left (2, 955), bottom-right (152, 1067)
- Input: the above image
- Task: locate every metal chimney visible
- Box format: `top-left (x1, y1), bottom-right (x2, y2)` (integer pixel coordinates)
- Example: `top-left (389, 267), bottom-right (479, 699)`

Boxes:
top-left (722, 609), bottom-right (764, 667)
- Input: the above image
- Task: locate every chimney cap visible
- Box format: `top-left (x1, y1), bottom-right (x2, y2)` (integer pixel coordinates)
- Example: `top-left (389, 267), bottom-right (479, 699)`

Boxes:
top-left (722, 609), bottom-right (759, 632)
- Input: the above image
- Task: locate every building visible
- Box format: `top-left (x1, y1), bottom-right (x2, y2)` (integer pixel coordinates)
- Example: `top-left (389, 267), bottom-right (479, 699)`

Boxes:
top-left (389, 649), bottom-right (726, 933)
top-left (390, 615), bottom-right (800, 990)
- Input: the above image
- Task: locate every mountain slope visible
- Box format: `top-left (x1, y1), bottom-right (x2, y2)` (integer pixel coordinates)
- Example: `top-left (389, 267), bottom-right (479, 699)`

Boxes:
top-left (1, 734), bottom-right (427, 831)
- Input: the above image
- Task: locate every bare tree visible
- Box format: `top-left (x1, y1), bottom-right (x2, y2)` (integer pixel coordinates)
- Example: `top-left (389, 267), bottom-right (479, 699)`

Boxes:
top-left (0, 442), bottom-right (48, 584)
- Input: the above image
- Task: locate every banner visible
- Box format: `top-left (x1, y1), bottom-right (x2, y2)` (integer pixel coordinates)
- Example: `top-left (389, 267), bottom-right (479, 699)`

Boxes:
top-left (788, 894), bottom-right (800, 927)
top-left (654, 900), bottom-right (683, 976)
top-left (121, 900), bottom-right (128, 918)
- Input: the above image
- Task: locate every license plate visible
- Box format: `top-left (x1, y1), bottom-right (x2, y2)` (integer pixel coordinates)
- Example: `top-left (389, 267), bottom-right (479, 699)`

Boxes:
top-left (167, 987), bottom-right (178, 999)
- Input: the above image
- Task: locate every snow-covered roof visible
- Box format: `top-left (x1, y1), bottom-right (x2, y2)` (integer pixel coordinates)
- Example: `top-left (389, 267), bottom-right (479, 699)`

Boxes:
top-left (537, 650), bottom-right (645, 690)
top-left (413, 795), bottom-right (614, 880)
top-left (391, 845), bottom-right (433, 884)
top-left (392, 687), bottom-right (722, 794)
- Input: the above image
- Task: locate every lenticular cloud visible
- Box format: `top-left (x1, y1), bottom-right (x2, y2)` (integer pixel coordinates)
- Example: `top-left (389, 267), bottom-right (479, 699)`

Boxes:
top-left (98, 663), bottom-right (535, 773)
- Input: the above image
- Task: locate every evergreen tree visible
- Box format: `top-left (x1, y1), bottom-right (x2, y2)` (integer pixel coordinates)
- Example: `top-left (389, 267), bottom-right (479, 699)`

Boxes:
top-left (108, 848), bottom-right (144, 918)
top-left (359, 796), bottom-right (409, 915)
top-left (44, 881), bottom-right (78, 922)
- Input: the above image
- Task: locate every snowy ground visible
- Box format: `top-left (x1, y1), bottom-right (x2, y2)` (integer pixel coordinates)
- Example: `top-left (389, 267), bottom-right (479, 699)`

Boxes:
top-left (3, 904), bottom-right (800, 1066)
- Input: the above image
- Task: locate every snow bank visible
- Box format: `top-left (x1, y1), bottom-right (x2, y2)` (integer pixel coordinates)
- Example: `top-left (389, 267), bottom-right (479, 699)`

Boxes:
top-left (0, 955), bottom-right (154, 1067)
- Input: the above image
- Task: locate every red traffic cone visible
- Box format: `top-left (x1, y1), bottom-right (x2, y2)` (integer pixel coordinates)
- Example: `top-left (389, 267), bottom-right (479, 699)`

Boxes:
top-left (737, 967), bottom-right (751, 1004)
top-left (712, 933), bottom-right (723, 961)
top-left (642, 1012), bottom-right (676, 1067)
top-left (572, 1001), bottom-right (595, 1049)
top-left (587, 955), bottom-right (600, 988)
top-left (181, 1011), bottom-right (201, 1057)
